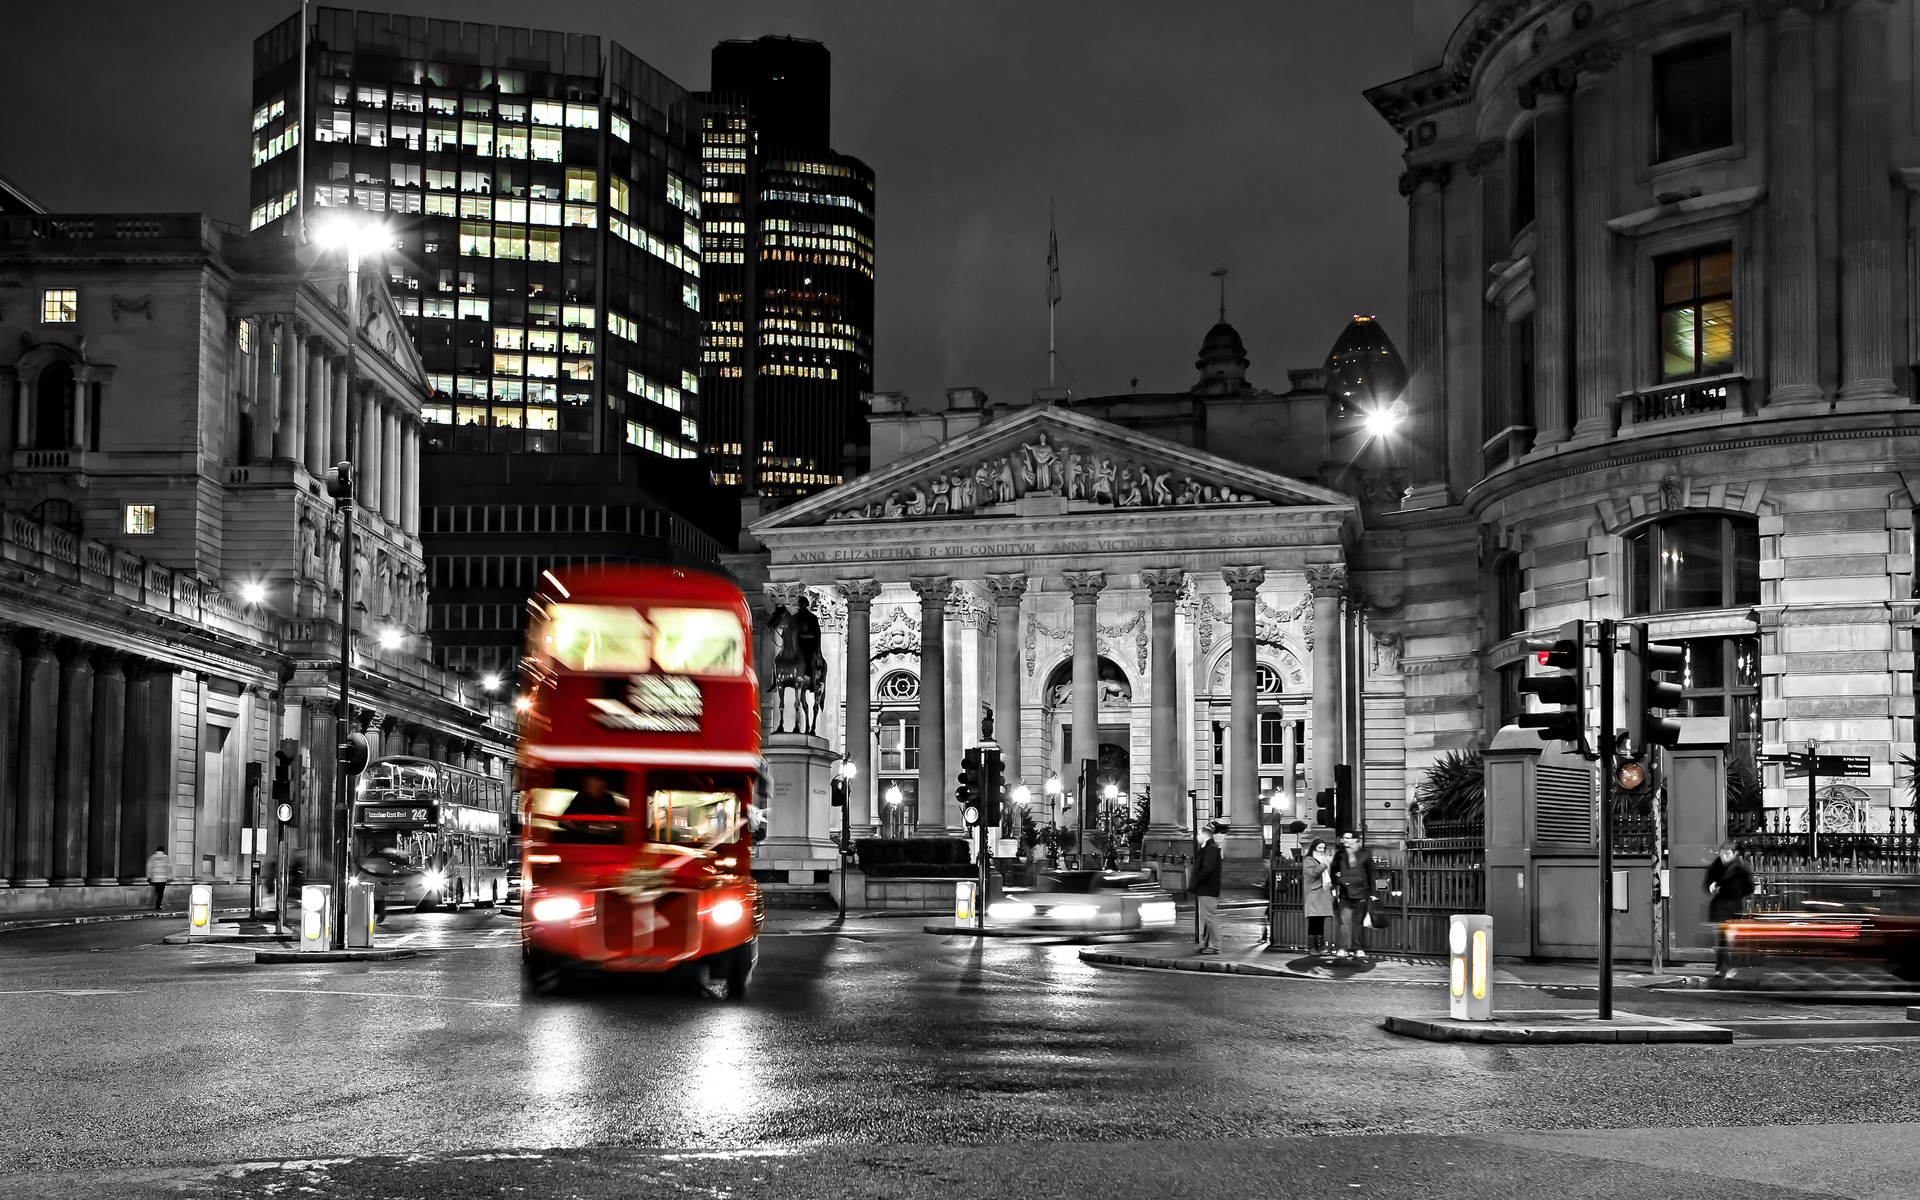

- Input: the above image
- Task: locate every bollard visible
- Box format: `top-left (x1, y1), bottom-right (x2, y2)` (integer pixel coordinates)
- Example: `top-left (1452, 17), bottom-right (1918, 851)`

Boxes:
top-left (345, 880), bottom-right (376, 949)
top-left (188, 884), bottom-right (213, 938)
top-left (1448, 913), bottom-right (1493, 1021)
top-left (299, 884), bottom-right (332, 952)
top-left (954, 880), bottom-right (976, 924)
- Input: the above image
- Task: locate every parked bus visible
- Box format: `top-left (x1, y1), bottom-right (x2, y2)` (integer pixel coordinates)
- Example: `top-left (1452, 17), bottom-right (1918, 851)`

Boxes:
top-left (354, 756), bottom-right (514, 911)
top-left (517, 564), bottom-right (763, 997)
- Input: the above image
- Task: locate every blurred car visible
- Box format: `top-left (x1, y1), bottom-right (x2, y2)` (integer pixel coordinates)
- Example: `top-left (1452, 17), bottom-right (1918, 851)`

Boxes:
top-left (1725, 898), bottom-right (1920, 981)
top-left (985, 870), bottom-right (1178, 933)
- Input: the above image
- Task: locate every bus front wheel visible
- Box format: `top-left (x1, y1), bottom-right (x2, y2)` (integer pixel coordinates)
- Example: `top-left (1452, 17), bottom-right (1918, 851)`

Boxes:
top-left (522, 945), bottom-right (566, 995)
top-left (716, 939), bottom-right (756, 1001)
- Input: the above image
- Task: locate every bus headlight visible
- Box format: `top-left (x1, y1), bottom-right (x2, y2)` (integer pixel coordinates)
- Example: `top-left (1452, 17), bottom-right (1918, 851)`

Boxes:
top-left (711, 897), bottom-right (745, 926)
top-left (531, 896), bottom-right (582, 922)
top-left (423, 870), bottom-right (447, 893)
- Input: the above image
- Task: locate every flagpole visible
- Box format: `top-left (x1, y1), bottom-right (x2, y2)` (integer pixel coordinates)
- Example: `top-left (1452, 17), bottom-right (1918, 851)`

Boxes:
top-left (1048, 198), bottom-right (1060, 391)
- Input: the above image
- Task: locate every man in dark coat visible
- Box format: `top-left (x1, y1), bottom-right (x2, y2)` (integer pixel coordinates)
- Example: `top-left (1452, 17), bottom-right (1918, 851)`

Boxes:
top-left (1332, 831), bottom-right (1374, 960)
top-left (1191, 820), bottom-right (1225, 954)
top-left (1706, 841), bottom-right (1755, 974)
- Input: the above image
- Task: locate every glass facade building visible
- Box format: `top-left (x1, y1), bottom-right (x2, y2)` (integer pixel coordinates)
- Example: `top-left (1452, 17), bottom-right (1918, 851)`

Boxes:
top-left (249, 8), bottom-right (704, 461)
top-left (696, 37), bottom-right (875, 496)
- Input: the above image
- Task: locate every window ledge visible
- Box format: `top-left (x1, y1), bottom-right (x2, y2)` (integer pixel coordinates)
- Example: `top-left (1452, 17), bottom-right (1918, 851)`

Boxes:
top-left (1616, 374), bottom-right (1750, 434)
top-left (1605, 185), bottom-right (1765, 239)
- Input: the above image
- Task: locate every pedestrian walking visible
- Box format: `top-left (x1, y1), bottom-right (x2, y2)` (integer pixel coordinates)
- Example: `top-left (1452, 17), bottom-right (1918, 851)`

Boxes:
top-left (1706, 840), bottom-right (1755, 975)
top-left (1331, 830), bottom-right (1373, 959)
top-left (1191, 820), bottom-right (1225, 955)
top-left (1301, 838), bottom-right (1334, 955)
top-left (145, 845), bottom-right (172, 911)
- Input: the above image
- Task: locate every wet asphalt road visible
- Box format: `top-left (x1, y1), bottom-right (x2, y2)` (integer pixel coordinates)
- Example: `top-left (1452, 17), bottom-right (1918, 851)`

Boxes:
top-left (2, 907), bottom-right (1919, 1199)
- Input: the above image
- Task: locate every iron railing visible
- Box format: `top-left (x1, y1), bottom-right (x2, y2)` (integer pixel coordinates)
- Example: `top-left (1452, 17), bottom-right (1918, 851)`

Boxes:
top-left (1269, 844), bottom-right (1486, 956)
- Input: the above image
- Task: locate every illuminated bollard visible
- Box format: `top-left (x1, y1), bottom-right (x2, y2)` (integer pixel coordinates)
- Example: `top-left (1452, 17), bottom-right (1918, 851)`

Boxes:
top-left (1448, 914), bottom-right (1494, 1021)
top-left (187, 884), bottom-right (213, 938)
top-left (299, 884), bottom-right (332, 952)
top-left (345, 880), bottom-right (376, 949)
top-left (955, 880), bottom-right (977, 924)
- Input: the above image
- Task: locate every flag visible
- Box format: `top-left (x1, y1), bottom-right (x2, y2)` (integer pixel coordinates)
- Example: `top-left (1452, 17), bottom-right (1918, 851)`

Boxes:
top-left (1047, 201), bottom-right (1062, 309)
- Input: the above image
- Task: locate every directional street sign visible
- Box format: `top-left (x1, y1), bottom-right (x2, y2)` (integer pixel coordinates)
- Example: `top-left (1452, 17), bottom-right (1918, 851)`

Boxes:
top-left (1762, 752), bottom-right (1872, 778)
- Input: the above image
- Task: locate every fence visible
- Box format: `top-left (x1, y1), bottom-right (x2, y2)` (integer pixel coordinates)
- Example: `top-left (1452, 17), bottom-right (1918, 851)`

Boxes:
top-left (1269, 843), bottom-right (1485, 956)
top-left (1735, 832), bottom-right (1920, 877)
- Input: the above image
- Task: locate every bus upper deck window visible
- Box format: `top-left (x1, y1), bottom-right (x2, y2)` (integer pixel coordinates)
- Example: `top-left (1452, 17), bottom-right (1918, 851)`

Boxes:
top-left (650, 607), bottom-right (744, 675)
top-left (543, 604), bottom-right (651, 673)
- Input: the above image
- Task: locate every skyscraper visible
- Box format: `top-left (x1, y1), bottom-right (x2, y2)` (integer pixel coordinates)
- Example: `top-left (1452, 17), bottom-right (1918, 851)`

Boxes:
top-left (249, 8), bottom-right (705, 463)
top-left (696, 36), bottom-right (875, 496)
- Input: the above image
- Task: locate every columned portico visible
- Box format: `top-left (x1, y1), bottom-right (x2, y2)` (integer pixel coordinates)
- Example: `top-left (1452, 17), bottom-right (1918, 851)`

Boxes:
top-left (1222, 565), bottom-right (1264, 833)
top-left (1140, 568), bottom-right (1185, 838)
top-left (910, 576), bottom-right (950, 833)
top-left (1062, 570), bottom-right (1105, 794)
top-left (984, 573), bottom-right (1027, 786)
top-left (837, 577), bottom-right (883, 827)
top-left (1307, 563), bottom-right (1346, 798)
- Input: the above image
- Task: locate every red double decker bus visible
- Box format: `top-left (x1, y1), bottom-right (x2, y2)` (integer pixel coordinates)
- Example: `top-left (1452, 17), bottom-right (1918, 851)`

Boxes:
top-left (517, 564), bottom-right (763, 997)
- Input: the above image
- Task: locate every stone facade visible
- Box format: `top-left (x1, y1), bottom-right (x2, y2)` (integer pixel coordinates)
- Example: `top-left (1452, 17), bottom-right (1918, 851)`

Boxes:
top-left (1367, 0), bottom-right (1920, 827)
top-left (0, 212), bottom-right (510, 907)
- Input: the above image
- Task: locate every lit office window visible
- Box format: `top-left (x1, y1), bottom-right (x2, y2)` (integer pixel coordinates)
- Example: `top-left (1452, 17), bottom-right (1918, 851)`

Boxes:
top-left (42, 290), bottom-right (78, 324)
top-left (124, 505), bottom-right (157, 535)
top-left (1658, 246), bottom-right (1733, 381)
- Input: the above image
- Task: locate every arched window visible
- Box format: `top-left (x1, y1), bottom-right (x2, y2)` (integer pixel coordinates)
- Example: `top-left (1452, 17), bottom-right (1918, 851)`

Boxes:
top-left (1625, 514), bottom-right (1759, 614)
top-left (33, 362), bottom-right (74, 451)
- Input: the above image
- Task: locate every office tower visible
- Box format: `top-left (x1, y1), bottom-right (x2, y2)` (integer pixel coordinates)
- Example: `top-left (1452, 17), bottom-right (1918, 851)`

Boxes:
top-left (249, 8), bottom-right (705, 462)
top-left (697, 36), bottom-right (875, 496)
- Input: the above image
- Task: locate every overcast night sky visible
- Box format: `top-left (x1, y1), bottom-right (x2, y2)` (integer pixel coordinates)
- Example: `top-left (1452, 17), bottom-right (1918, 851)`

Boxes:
top-left (0, 1), bottom-right (1417, 408)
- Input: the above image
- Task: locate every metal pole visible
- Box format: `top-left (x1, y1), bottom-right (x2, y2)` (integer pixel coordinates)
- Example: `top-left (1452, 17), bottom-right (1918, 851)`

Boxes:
top-left (1807, 738), bottom-right (1819, 861)
top-left (332, 247), bottom-right (359, 951)
top-left (1651, 761), bottom-right (1666, 975)
top-left (1597, 618), bottom-right (1614, 1021)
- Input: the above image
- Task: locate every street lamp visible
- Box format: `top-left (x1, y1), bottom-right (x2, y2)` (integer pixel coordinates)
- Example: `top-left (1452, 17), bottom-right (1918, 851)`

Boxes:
top-left (481, 674), bottom-right (502, 692)
top-left (1101, 782), bottom-right (1120, 868)
top-left (378, 628), bottom-right (404, 650)
top-left (315, 210), bottom-right (388, 950)
top-left (239, 581), bottom-right (268, 605)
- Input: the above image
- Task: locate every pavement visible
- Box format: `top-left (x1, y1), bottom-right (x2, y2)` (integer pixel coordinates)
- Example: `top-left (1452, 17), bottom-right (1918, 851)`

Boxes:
top-left (5, 901), bottom-right (1920, 1198)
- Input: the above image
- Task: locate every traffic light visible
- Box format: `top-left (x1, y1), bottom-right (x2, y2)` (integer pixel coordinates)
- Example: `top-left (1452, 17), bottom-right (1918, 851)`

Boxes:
top-left (1518, 619), bottom-right (1586, 748)
top-left (981, 749), bottom-right (1006, 828)
top-left (1623, 625), bottom-right (1686, 751)
top-left (324, 461), bottom-right (354, 501)
top-left (272, 742), bottom-right (295, 803)
top-left (957, 747), bottom-right (982, 825)
top-left (1333, 763), bottom-right (1354, 834)
top-left (341, 731), bottom-right (370, 776)
top-left (830, 775), bottom-right (847, 807)
top-left (1314, 788), bottom-right (1334, 826)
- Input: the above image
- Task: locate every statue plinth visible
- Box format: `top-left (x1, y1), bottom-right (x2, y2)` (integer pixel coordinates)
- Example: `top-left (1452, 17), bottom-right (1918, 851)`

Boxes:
top-left (759, 731), bottom-right (840, 881)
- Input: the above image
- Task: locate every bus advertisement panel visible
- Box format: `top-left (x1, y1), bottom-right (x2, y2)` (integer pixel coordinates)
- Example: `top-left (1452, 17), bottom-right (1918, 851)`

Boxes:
top-left (517, 565), bottom-right (763, 997)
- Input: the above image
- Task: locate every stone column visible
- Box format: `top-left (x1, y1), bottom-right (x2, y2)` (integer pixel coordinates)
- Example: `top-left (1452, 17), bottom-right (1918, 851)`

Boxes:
top-left (400, 420), bottom-right (420, 534)
top-left (1838, 0), bottom-right (1897, 401)
top-left (0, 624), bottom-right (19, 885)
top-left (382, 405), bottom-right (402, 523)
top-left (274, 323), bottom-right (302, 461)
top-left (306, 341), bottom-right (331, 473)
top-left (1141, 569), bottom-right (1185, 835)
top-left (51, 642), bottom-right (95, 886)
top-left (1528, 83), bottom-right (1573, 444)
top-left (1307, 564), bottom-right (1347, 799)
top-left (910, 576), bottom-right (950, 834)
top-left (1281, 718), bottom-right (1299, 816)
top-left (1768, 2), bottom-right (1822, 406)
top-left (1222, 566), bottom-right (1264, 833)
top-left (85, 651), bottom-right (126, 885)
top-left (329, 355), bottom-right (349, 468)
top-left (1571, 54), bottom-right (1618, 440)
top-left (12, 633), bottom-right (58, 886)
top-left (360, 391), bottom-right (382, 517)
top-left (1063, 570), bottom-right (1106, 803)
top-left (838, 579), bottom-right (882, 828)
top-left (1470, 141), bottom-right (1512, 447)
top-left (984, 574), bottom-right (1027, 786)
top-left (1402, 165), bottom-right (1449, 496)
top-left (118, 663), bottom-right (154, 883)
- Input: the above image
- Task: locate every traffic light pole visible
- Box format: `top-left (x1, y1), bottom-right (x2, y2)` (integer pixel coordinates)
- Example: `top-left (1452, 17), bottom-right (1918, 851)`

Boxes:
top-left (1597, 619), bottom-right (1615, 1021)
top-left (332, 247), bottom-right (361, 953)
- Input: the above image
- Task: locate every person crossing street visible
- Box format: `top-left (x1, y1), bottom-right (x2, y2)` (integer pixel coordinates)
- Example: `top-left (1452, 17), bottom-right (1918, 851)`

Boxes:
top-left (145, 845), bottom-right (172, 912)
top-left (1191, 820), bottom-right (1225, 954)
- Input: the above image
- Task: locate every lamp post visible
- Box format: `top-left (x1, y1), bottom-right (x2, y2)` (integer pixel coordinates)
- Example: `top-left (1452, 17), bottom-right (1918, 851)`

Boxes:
top-left (315, 212), bottom-right (387, 950)
top-left (1101, 782), bottom-right (1120, 868)
top-left (832, 759), bottom-right (858, 915)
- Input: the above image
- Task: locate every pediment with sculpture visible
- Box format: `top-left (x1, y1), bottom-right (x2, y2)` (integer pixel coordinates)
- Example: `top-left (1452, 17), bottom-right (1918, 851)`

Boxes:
top-left (754, 405), bottom-right (1355, 531)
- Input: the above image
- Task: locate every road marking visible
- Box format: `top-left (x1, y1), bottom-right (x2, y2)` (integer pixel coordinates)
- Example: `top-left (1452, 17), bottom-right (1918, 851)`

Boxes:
top-left (387, 932), bottom-right (421, 945)
top-left (252, 987), bottom-right (513, 1007)
top-left (0, 988), bottom-right (131, 996)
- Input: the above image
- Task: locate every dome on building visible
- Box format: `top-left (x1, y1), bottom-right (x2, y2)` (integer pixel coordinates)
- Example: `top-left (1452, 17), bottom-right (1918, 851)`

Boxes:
top-left (1323, 315), bottom-right (1408, 407)
top-left (1193, 321), bottom-right (1250, 392)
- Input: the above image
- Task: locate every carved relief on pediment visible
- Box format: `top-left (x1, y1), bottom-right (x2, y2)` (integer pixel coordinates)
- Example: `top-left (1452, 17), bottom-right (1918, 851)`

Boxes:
top-left (826, 429), bottom-right (1264, 523)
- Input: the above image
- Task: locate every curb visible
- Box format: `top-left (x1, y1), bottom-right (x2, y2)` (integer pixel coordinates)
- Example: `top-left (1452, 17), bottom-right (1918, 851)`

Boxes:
top-left (923, 924), bottom-right (1154, 942)
top-left (0, 907), bottom-right (253, 935)
top-left (1080, 949), bottom-right (1294, 977)
top-left (1382, 1012), bottom-right (1733, 1045)
top-left (253, 947), bottom-right (419, 963)
top-left (162, 932), bottom-right (295, 945)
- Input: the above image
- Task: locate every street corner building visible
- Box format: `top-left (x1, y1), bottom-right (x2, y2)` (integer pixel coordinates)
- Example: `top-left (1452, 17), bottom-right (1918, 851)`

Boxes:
top-left (0, 206), bottom-right (511, 916)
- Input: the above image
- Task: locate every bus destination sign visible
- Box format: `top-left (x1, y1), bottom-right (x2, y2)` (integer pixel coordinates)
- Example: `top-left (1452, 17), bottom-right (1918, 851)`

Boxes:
top-left (358, 804), bottom-right (435, 826)
top-left (588, 674), bottom-right (703, 733)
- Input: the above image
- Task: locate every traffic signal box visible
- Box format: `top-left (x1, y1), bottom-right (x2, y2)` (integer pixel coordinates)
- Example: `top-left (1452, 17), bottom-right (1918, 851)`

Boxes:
top-left (957, 747), bottom-right (983, 827)
top-left (982, 750), bottom-right (1005, 828)
top-left (1623, 625), bottom-right (1687, 753)
top-left (324, 461), bottom-right (354, 501)
top-left (1518, 619), bottom-right (1585, 749)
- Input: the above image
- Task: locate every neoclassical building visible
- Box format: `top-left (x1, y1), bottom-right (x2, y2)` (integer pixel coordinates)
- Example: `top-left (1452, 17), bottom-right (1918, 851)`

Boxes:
top-left (1365, 0), bottom-right (1920, 829)
top-left (735, 321), bottom-right (1417, 865)
top-left (0, 210), bottom-right (510, 910)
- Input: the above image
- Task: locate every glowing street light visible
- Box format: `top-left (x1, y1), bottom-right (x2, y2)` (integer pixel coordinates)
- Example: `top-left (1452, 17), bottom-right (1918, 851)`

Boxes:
top-left (481, 673), bottom-right (502, 692)
top-left (884, 785), bottom-right (904, 806)
top-left (239, 581), bottom-right (267, 605)
top-left (1011, 785), bottom-right (1032, 807)
top-left (1363, 399), bottom-right (1410, 440)
top-left (377, 628), bottom-right (404, 650)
